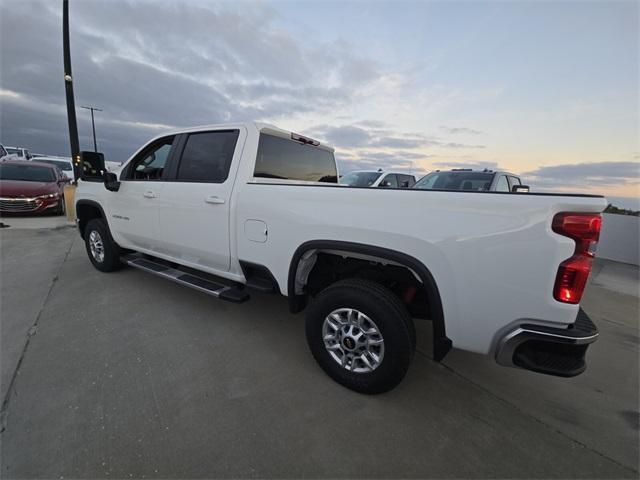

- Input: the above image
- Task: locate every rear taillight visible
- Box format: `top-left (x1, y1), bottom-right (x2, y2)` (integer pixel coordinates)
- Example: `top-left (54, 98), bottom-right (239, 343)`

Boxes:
top-left (552, 213), bottom-right (602, 304)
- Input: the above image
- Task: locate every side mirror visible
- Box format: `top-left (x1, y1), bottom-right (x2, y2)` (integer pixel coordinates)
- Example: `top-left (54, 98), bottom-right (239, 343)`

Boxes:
top-left (104, 172), bottom-right (121, 192)
top-left (80, 151), bottom-right (106, 181)
top-left (379, 180), bottom-right (390, 188)
top-left (512, 184), bottom-right (530, 193)
top-left (400, 180), bottom-right (410, 188)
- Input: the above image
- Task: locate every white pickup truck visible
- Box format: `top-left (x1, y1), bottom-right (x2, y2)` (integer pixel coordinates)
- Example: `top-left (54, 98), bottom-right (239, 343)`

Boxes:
top-left (75, 122), bottom-right (605, 393)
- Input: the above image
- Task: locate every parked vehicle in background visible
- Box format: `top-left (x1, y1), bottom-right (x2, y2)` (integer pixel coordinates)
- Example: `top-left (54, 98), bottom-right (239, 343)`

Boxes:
top-left (75, 122), bottom-right (604, 394)
top-left (105, 160), bottom-right (123, 172)
top-left (33, 156), bottom-right (76, 182)
top-left (0, 144), bottom-right (11, 161)
top-left (0, 161), bottom-right (69, 215)
top-left (4, 146), bottom-right (32, 160)
top-left (413, 169), bottom-right (528, 192)
top-left (340, 169), bottom-right (416, 188)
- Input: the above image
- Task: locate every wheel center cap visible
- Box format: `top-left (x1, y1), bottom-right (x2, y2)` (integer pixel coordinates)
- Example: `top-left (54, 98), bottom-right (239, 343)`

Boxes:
top-left (342, 336), bottom-right (356, 350)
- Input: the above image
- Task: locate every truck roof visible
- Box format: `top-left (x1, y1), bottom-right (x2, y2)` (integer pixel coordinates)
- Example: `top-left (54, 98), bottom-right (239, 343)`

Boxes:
top-left (158, 122), bottom-right (335, 153)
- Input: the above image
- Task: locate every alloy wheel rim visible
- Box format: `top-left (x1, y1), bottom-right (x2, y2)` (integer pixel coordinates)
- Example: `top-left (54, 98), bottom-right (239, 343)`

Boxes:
top-left (89, 230), bottom-right (105, 263)
top-left (322, 308), bottom-right (385, 373)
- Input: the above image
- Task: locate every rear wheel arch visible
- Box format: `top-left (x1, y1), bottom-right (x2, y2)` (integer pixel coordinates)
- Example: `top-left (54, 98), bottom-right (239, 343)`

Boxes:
top-left (287, 240), bottom-right (452, 361)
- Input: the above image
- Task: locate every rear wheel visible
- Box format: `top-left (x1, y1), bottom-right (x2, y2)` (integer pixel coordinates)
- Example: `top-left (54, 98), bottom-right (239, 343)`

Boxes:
top-left (84, 218), bottom-right (123, 272)
top-left (305, 278), bottom-right (415, 394)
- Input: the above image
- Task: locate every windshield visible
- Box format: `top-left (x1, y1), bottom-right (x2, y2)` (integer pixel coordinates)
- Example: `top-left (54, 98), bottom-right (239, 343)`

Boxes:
top-left (0, 164), bottom-right (55, 182)
top-left (414, 171), bottom-right (494, 191)
top-left (6, 147), bottom-right (20, 156)
top-left (37, 159), bottom-right (72, 171)
top-left (339, 171), bottom-right (382, 187)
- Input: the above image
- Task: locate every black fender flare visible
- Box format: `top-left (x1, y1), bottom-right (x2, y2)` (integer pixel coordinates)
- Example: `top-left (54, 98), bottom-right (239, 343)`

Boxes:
top-left (287, 240), bottom-right (452, 361)
top-left (75, 199), bottom-right (107, 238)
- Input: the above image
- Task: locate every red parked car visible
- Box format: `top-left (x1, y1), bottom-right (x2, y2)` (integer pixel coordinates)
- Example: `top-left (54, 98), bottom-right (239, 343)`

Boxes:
top-left (0, 161), bottom-right (69, 215)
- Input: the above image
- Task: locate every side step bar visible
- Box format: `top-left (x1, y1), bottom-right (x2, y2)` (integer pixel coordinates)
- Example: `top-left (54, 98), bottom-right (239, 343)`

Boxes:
top-left (122, 254), bottom-right (249, 303)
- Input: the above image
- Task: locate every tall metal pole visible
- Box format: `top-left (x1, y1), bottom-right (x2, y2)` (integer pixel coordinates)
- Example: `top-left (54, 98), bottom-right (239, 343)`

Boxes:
top-left (63, 0), bottom-right (80, 180)
top-left (91, 108), bottom-right (96, 151)
top-left (81, 106), bottom-right (102, 152)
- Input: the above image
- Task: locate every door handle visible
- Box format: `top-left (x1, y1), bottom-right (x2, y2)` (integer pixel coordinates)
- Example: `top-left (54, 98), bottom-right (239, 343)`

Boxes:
top-left (205, 196), bottom-right (225, 205)
top-left (143, 190), bottom-right (157, 199)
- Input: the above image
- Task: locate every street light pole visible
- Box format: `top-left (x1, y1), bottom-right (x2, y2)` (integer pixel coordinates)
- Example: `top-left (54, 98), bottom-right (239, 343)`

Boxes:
top-left (81, 106), bottom-right (102, 152)
top-left (62, 0), bottom-right (80, 179)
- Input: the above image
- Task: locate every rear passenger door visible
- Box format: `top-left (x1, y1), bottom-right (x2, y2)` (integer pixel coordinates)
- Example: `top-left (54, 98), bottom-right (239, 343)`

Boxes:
top-left (157, 128), bottom-right (245, 272)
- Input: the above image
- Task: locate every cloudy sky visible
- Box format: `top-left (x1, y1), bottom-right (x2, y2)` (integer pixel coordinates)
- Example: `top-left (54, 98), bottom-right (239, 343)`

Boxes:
top-left (1, 0), bottom-right (638, 202)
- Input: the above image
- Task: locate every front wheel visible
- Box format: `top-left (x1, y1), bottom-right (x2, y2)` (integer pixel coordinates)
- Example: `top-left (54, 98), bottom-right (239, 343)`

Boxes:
top-left (84, 218), bottom-right (123, 272)
top-left (305, 278), bottom-right (415, 394)
top-left (57, 196), bottom-right (66, 216)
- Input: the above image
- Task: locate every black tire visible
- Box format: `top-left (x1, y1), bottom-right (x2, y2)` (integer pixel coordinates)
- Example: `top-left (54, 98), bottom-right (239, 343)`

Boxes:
top-left (84, 218), bottom-right (123, 272)
top-left (57, 196), bottom-right (66, 216)
top-left (305, 278), bottom-right (415, 394)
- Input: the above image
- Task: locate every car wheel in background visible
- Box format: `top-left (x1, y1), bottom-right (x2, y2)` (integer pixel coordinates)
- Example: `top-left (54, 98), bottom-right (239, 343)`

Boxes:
top-left (84, 218), bottom-right (123, 272)
top-left (57, 196), bottom-right (66, 216)
top-left (305, 278), bottom-right (415, 394)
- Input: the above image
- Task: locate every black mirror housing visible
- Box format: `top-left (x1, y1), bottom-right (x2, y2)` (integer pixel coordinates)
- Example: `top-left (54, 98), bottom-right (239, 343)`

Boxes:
top-left (80, 151), bottom-right (106, 181)
top-left (512, 184), bottom-right (530, 193)
top-left (104, 171), bottom-right (121, 192)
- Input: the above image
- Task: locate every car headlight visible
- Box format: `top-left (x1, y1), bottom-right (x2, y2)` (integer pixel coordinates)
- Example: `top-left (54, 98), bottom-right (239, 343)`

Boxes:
top-left (35, 193), bottom-right (60, 200)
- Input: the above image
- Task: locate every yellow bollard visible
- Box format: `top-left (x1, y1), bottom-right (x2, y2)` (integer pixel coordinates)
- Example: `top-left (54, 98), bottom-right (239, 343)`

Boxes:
top-left (63, 184), bottom-right (76, 223)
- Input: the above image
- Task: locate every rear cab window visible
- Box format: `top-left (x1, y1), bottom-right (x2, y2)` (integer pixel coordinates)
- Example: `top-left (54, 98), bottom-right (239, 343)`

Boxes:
top-left (254, 133), bottom-right (337, 183)
top-left (380, 174), bottom-right (398, 188)
top-left (397, 174), bottom-right (415, 188)
top-left (176, 130), bottom-right (239, 183)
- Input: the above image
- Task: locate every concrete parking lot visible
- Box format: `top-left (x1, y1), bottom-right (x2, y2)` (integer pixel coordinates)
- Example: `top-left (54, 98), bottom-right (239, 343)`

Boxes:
top-left (1, 219), bottom-right (638, 478)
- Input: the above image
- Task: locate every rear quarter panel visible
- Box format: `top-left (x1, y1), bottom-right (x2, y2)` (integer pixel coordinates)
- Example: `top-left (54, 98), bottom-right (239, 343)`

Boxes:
top-left (234, 184), bottom-right (606, 354)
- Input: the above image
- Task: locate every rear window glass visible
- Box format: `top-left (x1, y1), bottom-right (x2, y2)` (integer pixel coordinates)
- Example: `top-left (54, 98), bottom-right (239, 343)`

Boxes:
top-left (254, 134), bottom-right (337, 183)
top-left (414, 172), bottom-right (494, 191)
top-left (177, 130), bottom-right (239, 183)
top-left (339, 171), bottom-right (382, 187)
top-left (0, 163), bottom-right (55, 182)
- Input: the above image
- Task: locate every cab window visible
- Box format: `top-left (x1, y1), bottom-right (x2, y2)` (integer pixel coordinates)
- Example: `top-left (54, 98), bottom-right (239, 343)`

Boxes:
top-left (495, 175), bottom-right (510, 192)
top-left (124, 136), bottom-right (175, 181)
top-left (176, 130), bottom-right (239, 183)
top-left (254, 134), bottom-right (337, 183)
top-left (380, 174), bottom-right (398, 188)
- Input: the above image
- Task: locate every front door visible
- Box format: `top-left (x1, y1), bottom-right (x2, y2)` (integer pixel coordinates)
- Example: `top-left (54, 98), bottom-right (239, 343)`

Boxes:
top-left (109, 135), bottom-right (176, 251)
top-left (158, 128), bottom-right (244, 272)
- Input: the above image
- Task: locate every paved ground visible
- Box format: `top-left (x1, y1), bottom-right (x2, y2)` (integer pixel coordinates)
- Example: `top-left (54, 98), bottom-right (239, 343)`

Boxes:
top-left (0, 221), bottom-right (638, 478)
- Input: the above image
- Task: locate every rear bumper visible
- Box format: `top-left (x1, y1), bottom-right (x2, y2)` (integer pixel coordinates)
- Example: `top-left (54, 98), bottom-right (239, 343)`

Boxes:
top-left (495, 308), bottom-right (598, 377)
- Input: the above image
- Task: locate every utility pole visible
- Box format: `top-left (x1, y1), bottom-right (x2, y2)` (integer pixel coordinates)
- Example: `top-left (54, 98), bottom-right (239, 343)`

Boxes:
top-left (63, 0), bottom-right (81, 180)
top-left (81, 106), bottom-right (102, 152)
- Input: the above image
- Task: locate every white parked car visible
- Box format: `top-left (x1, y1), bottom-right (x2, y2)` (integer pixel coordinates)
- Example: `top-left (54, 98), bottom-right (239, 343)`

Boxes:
top-left (414, 168), bottom-right (528, 192)
top-left (0, 144), bottom-right (12, 162)
top-left (340, 169), bottom-right (416, 188)
top-left (75, 122), bottom-right (605, 394)
top-left (4, 146), bottom-right (32, 160)
top-left (31, 156), bottom-right (76, 182)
